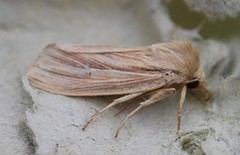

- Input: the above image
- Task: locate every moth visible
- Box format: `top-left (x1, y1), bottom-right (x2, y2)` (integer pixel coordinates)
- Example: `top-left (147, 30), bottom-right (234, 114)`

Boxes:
top-left (28, 40), bottom-right (211, 137)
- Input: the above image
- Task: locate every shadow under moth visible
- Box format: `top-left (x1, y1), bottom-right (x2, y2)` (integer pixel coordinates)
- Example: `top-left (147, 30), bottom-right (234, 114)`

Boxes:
top-left (28, 40), bottom-right (211, 137)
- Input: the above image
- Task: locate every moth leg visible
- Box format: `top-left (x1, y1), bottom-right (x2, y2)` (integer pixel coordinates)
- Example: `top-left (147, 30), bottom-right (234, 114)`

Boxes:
top-left (115, 88), bottom-right (176, 138)
top-left (177, 85), bottom-right (187, 134)
top-left (171, 27), bottom-right (177, 40)
top-left (113, 101), bottom-right (135, 117)
top-left (82, 92), bottom-right (143, 130)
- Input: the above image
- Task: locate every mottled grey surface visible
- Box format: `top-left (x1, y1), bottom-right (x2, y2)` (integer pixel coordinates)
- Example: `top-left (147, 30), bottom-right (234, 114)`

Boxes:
top-left (184, 0), bottom-right (240, 19)
top-left (0, 0), bottom-right (240, 155)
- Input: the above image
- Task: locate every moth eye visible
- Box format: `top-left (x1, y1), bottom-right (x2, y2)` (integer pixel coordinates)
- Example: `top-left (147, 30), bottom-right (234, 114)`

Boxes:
top-left (187, 81), bottom-right (200, 89)
top-left (165, 71), bottom-right (172, 76)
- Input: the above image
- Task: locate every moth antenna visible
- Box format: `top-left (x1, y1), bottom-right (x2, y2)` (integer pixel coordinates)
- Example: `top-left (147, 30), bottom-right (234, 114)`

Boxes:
top-left (197, 82), bottom-right (212, 101)
top-left (177, 85), bottom-right (187, 134)
top-left (202, 86), bottom-right (212, 101)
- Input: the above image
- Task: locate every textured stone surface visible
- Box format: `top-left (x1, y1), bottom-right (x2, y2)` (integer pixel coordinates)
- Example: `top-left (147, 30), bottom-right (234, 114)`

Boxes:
top-left (1, 0), bottom-right (240, 154)
top-left (184, 0), bottom-right (240, 19)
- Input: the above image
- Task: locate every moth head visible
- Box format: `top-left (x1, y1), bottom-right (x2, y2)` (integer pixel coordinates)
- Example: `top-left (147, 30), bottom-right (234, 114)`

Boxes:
top-left (186, 66), bottom-right (212, 101)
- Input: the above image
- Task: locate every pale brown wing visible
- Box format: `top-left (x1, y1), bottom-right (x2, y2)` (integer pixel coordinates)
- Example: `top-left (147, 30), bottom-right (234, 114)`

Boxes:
top-left (28, 42), bottom-right (195, 96)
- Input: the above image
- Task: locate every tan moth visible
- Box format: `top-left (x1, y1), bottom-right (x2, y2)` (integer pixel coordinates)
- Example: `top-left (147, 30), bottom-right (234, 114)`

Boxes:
top-left (28, 40), bottom-right (211, 137)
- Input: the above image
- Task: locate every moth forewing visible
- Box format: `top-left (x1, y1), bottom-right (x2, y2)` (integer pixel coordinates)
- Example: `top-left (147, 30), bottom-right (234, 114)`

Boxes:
top-left (28, 40), bottom-right (210, 137)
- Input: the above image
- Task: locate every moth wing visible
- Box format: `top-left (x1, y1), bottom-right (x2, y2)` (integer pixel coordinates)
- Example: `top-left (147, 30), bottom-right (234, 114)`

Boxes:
top-left (28, 44), bottom-right (178, 96)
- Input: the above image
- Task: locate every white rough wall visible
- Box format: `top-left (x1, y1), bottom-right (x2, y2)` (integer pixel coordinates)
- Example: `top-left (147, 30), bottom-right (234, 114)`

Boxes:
top-left (0, 0), bottom-right (239, 154)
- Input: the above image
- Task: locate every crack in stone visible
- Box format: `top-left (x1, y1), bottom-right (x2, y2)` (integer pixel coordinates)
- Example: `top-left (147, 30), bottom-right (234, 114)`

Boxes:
top-left (18, 121), bottom-right (38, 155)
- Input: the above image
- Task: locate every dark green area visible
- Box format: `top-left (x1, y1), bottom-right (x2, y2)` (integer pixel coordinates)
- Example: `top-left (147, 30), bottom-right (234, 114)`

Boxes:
top-left (166, 0), bottom-right (240, 39)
